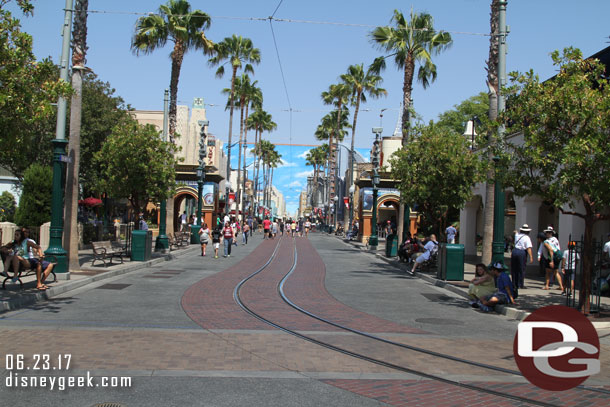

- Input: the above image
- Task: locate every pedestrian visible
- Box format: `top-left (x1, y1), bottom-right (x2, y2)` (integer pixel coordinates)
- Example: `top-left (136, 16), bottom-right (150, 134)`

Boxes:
top-left (247, 216), bottom-right (253, 237)
top-left (223, 222), bottom-right (234, 257)
top-left (541, 226), bottom-right (564, 291)
top-left (409, 234), bottom-right (438, 275)
top-left (561, 241), bottom-right (579, 295)
top-left (298, 218), bottom-right (304, 237)
top-left (139, 215), bottom-right (149, 231)
top-left (603, 232), bottom-right (610, 262)
top-left (476, 262), bottom-right (516, 312)
top-left (445, 224), bottom-right (457, 244)
top-left (242, 221), bottom-right (249, 245)
top-left (232, 218), bottom-right (239, 246)
top-left (279, 220), bottom-right (284, 236)
top-left (199, 222), bottom-right (210, 256)
top-left (212, 226), bottom-right (222, 258)
top-left (291, 220), bottom-right (296, 237)
top-left (180, 211), bottom-right (187, 231)
top-left (262, 217), bottom-right (271, 239)
top-left (511, 224), bottom-right (533, 294)
top-left (304, 218), bottom-right (311, 237)
top-left (536, 232), bottom-right (546, 277)
top-left (272, 219), bottom-right (278, 238)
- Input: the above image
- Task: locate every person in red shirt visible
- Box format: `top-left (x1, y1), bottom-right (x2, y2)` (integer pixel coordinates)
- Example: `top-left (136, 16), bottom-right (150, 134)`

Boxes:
top-left (262, 217), bottom-right (271, 240)
top-left (223, 222), bottom-right (234, 257)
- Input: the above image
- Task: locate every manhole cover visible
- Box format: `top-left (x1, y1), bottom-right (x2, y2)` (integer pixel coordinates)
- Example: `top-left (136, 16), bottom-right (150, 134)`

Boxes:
top-left (415, 318), bottom-right (464, 325)
top-left (91, 403), bottom-right (125, 407)
top-left (95, 284), bottom-right (131, 290)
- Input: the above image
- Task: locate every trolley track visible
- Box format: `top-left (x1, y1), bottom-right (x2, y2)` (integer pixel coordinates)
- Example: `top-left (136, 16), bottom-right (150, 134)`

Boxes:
top-left (233, 236), bottom-right (592, 407)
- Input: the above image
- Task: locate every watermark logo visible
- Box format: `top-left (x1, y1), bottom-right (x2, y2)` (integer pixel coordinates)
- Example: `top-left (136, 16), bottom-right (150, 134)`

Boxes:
top-left (513, 305), bottom-right (600, 391)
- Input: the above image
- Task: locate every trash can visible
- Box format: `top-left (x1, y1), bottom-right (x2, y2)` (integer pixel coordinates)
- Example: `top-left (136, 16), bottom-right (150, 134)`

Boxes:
top-left (131, 230), bottom-right (152, 261)
top-left (437, 243), bottom-right (464, 281)
top-left (385, 234), bottom-right (398, 257)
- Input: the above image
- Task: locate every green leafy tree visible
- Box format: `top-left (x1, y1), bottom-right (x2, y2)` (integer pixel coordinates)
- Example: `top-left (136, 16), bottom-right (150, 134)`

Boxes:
top-left (435, 92), bottom-right (490, 137)
top-left (0, 0), bottom-right (33, 15)
top-left (14, 163), bottom-right (52, 227)
top-left (502, 47), bottom-right (610, 313)
top-left (94, 121), bottom-right (180, 223)
top-left (0, 191), bottom-right (16, 222)
top-left (0, 9), bottom-right (70, 180)
top-left (131, 0), bottom-right (213, 139)
top-left (389, 123), bottom-right (481, 236)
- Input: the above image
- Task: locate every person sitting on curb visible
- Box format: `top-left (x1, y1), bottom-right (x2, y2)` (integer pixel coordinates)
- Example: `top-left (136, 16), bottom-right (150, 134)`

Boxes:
top-left (408, 234), bottom-right (438, 275)
top-left (475, 262), bottom-right (516, 312)
top-left (468, 263), bottom-right (496, 305)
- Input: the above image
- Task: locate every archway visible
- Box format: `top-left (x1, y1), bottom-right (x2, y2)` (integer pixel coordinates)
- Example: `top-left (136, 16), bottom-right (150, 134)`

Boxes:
top-left (174, 187), bottom-right (197, 232)
top-left (377, 194), bottom-right (399, 237)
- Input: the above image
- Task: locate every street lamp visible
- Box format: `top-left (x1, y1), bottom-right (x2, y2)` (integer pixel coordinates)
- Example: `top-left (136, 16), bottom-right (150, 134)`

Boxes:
top-left (191, 120), bottom-right (208, 243)
top-left (369, 127), bottom-right (382, 249)
top-left (225, 180), bottom-right (232, 219)
top-left (463, 116), bottom-right (481, 151)
top-left (155, 90), bottom-right (170, 252)
top-left (349, 183), bottom-right (355, 230)
top-left (333, 195), bottom-right (339, 228)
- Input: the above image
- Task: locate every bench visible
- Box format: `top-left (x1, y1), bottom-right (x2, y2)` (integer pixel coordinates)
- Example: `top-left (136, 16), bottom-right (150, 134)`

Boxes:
top-left (177, 231), bottom-right (190, 246)
top-left (91, 240), bottom-right (125, 267)
top-left (2, 255), bottom-right (57, 289)
top-left (167, 233), bottom-right (182, 250)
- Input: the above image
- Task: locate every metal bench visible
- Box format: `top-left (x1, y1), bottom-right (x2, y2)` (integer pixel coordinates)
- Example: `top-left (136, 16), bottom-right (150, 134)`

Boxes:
top-left (91, 240), bottom-right (125, 267)
top-left (2, 255), bottom-right (57, 289)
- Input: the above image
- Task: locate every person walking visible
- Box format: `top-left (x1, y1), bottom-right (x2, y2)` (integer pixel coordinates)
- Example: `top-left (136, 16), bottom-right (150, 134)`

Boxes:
top-left (199, 222), bottom-right (210, 256)
top-left (542, 226), bottom-right (564, 291)
top-left (511, 224), bottom-right (533, 294)
top-left (262, 217), bottom-right (271, 239)
top-left (445, 224), bottom-right (457, 244)
top-left (211, 226), bottom-right (222, 259)
top-left (272, 219), bottom-right (278, 238)
top-left (247, 216), bottom-right (253, 237)
top-left (242, 221), bottom-right (249, 245)
top-left (222, 222), bottom-right (234, 257)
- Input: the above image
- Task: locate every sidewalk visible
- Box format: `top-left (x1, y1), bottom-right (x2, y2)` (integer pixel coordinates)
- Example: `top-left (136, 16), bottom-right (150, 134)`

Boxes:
top-left (341, 236), bottom-right (610, 329)
top-left (0, 244), bottom-right (199, 313)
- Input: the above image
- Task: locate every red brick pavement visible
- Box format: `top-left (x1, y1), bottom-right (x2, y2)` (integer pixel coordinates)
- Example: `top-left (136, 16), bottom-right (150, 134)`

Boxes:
top-left (323, 379), bottom-right (610, 407)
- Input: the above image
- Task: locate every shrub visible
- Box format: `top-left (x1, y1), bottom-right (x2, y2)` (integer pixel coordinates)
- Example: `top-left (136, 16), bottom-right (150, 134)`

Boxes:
top-left (14, 163), bottom-right (52, 227)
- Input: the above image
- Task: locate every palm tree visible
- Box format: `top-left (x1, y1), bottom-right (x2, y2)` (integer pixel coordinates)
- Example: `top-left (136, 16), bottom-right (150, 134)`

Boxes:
top-left (241, 81), bottom-right (262, 216)
top-left (371, 9), bottom-right (452, 241)
top-left (321, 83), bottom-right (351, 209)
top-left (209, 34), bottom-right (260, 206)
top-left (480, 0), bottom-right (501, 265)
top-left (305, 144), bottom-right (329, 208)
top-left (314, 110), bottom-right (350, 143)
top-left (64, 0), bottom-right (88, 271)
top-left (247, 109), bottom-right (276, 215)
top-left (222, 74), bottom-right (259, 215)
top-left (132, 0), bottom-right (213, 139)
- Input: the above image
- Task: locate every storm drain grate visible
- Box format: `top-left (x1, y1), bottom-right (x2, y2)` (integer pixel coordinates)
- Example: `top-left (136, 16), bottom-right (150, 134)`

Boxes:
top-left (142, 275), bottom-right (172, 278)
top-left (91, 403), bottom-right (125, 407)
top-left (420, 293), bottom-right (453, 302)
top-left (95, 284), bottom-right (131, 290)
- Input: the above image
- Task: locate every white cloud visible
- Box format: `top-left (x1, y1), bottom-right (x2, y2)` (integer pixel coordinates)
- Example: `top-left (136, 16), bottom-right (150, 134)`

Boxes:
top-left (278, 159), bottom-right (297, 168)
top-left (297, 149), bottom-right (311, 159)
top-left (287, 180), bottom-right (302, 188)
top-left (294, 170), bottom-right (313, 178)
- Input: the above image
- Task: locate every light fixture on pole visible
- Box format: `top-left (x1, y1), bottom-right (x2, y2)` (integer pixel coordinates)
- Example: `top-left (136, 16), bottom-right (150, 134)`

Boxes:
top-left (191, 120), bottom-right (208, 243)
top-left (369, 127), bottom-right (382, 249)
top-left (463, 116), bottom-right (481, 151)
top-left (225, 180), bottom-right (232, 219)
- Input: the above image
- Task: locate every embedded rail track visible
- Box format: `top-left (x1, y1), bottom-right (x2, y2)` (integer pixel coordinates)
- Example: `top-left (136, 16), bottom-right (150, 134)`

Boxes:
top-left (233, 236), bottom-right (609, 407)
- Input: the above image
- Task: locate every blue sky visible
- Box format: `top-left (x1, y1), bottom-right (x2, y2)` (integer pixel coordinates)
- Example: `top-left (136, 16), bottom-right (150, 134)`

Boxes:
top-left (8, 0), bottom-right (610, 214)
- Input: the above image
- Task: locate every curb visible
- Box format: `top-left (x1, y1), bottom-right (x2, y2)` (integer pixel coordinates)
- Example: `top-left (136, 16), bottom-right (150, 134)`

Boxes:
top-left (0, 246), bottom-right (199, 313)
top-left (338, 237), bottom-right (610, 329)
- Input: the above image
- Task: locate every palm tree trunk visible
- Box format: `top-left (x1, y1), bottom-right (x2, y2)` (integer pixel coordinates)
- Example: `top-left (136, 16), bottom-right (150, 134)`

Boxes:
top-left (64, 0), bottom-right (88, 272)
top-left (242, 105), bottom-right (250, 217)
top-left (226, 66), bottom-right (238, 200)
top-left (345, 92), bottom-right (362, 229)
top-left (482, 0), bottom-right (500, 264)
top-left (236, 97), bottom-right (245, 219)
top-left (168, 41), bottom-right (186, 140)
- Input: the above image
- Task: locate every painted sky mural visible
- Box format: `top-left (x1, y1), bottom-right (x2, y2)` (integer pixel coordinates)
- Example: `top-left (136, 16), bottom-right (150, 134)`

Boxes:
top-left (228, 144), bottom-right (370, 217)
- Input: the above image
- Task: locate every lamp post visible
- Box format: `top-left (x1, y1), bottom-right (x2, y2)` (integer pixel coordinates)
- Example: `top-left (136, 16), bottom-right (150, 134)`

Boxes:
top-left (333, 195), bottom-right (339, 229)
top-left (369, 127), bottom-right (382, 249)
top-left (191, 120), bottom-right (208, 244)
top-left (225, 180), bottom-right (232, 220)
top-left (45, 0), bottom-right (74, 276)
top-left (348, 183), bottom-right (355, 231)
top-left (155, 89), bottom-right (170, 252)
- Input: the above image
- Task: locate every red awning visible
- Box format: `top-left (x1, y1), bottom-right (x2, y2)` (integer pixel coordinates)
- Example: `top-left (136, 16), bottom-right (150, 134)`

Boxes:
top-left (78, 197), bottom-right (103, 207)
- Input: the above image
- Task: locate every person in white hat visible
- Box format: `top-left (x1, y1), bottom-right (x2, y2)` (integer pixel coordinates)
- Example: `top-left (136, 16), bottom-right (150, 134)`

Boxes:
top-left (542, 226), bottom-right (563, 291)
top-left (511, 224), bottom-right (533, 291)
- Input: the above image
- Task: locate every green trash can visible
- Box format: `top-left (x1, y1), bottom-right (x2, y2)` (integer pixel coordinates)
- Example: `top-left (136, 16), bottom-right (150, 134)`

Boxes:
top-left (131, 230), bottom-right (152, 261)
top-left (443, 244), bottom-right (464, 281)
top-left (385, 234), bottom-right (398, 257)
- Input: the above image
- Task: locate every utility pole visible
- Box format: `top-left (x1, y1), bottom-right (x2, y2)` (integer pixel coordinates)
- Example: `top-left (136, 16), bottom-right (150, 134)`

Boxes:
top-left (155, 90), bottom-right (170, 252)
top-left (45, 0), bottom-right (74, 277)
top-left (492, 0), bottom-right (508, 267)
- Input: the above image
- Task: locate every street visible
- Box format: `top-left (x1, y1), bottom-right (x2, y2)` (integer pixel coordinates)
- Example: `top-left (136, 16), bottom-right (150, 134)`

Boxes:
top-left (1, 232), bottom-right (609, 406)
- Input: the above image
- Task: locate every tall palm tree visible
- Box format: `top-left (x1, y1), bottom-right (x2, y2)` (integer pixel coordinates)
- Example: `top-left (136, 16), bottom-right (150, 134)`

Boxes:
top-left (481, 0), bottom-right (501, 264)
top-left (132, 0), bottom-right (213, 139)
top-left (241, 81), bottom-right (262, 216)
top-left (247, 109), bottom-right (276, 216)
top-left (209, 34), bottom-right (260, 206)
top-left (321, 83), bottom-right (351, 211)
top-left (305, 144), bottom-right (329, 208)
top-left (371, 9), bottom-right (452, 241)
top-left (64, 0), bottom-right (88, 272)
top-left (222, 74), bottom-right (259, 215)
top-left (315, 110), bottom-right (350, 143)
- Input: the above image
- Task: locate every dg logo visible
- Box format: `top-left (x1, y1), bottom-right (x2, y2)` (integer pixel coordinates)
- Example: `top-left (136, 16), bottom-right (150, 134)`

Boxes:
top-left (513, 305), bottom-right (601, 391)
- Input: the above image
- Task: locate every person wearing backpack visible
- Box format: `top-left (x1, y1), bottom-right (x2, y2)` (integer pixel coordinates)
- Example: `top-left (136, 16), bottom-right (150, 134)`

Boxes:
top-left (542, 226), bottom-right (564, 291)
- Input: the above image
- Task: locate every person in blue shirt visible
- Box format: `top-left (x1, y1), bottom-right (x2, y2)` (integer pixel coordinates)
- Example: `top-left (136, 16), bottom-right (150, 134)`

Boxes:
top-left (476, 262), bottom-right (516, 312)
top-left (445, 225), bottom-right (457, 244)
top-left (409, 234), bottom-right (438, 275)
